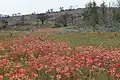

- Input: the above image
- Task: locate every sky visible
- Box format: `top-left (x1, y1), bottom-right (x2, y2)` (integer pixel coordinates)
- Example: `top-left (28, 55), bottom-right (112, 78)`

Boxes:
top-left (0, 0), bottom-right (113, 15)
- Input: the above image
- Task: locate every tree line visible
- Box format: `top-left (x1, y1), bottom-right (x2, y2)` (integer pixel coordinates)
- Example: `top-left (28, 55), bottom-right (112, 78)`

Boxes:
top-left (54, 0), bottom-right (120, 32)
top-left (0, 0), bottom-right (120, 32)
top-left (81, 0), bottom-right (120, 31)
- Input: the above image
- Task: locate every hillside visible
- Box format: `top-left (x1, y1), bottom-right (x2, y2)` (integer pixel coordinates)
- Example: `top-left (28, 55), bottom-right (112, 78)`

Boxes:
top-left (0, 8), bottom-right (84, 31)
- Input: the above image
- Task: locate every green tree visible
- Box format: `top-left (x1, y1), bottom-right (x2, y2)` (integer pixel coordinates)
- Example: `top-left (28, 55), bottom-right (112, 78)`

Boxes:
top-left (92, 1), bottom-right (99, 25)
top-left (68, 6), bottom-right (74, 11)
top-left (1, 18), bottom-right (8, 28)
top-left (21, 15), bottom-right (25, 26)
top-left (37, 13), bottom-right (47, 24)
top-left (59, 12), bottom-right (70, 26)
top-left (55, 12), bottom-right (70, 27)
top-left (82, 1), bottom-right (99, 31)
top-left (100, 1), bottom-right (107, 24)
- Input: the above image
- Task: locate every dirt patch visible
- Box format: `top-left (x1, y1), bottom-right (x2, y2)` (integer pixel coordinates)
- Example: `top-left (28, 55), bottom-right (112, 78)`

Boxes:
top-left (37, 28), bottom-right (64, 32)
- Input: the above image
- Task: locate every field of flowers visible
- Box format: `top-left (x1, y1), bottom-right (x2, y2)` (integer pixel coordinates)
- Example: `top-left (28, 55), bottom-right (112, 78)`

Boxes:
top-left (0, 31), bottom-right (120, 80)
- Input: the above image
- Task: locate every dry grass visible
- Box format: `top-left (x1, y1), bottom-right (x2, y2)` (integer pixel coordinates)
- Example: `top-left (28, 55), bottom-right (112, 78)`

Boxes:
top-left (37, 28), bottom-right (64, 32)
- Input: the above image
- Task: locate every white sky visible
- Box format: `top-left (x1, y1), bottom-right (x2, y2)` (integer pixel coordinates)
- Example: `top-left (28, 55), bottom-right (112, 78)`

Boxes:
top-left (0, 0), bottom-right (114, 15)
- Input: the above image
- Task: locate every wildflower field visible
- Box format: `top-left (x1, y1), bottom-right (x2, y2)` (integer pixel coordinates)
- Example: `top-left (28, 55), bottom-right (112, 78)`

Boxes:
top-left (1, 30), bottom-right (120, 80)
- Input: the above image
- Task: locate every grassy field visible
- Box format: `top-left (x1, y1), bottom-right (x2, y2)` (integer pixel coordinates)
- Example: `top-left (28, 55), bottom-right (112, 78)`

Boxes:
top-left (52, 32), bottom-right (120, 49)
top-left (1, 30), bottom-right (120, 49)
top-left (0, 29), bottom-right (120, 80)
top-left (0, 31), bottom-right (30, 41)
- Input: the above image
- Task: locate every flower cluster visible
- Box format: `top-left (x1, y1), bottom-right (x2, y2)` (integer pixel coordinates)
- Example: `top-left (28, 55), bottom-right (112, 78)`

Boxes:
top-left (0, 36), bottom-right (120, 80)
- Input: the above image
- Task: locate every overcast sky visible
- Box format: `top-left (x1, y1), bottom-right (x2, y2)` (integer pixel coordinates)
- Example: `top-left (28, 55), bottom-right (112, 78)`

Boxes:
top-left (0, 0), bottom-right (114, 15)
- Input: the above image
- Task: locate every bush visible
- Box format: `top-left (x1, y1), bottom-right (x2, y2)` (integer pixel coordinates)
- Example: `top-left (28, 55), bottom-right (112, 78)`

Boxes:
top-left (52, 22), bottom-right (61, 28)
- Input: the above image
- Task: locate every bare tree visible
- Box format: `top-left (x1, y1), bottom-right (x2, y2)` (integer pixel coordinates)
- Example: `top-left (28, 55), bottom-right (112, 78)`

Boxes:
top-left (14, 14), bottom-right (17, 16)
top-left (11, 13), bottom-right (17, 16)
top-left (117, 0), bottom-right (120, 8)
top-left (50, 9), bottom-right (53, 12)
top-left (59, 7), bottom-right (64, 11)
top-left (68, 6), bottom-right (74, 10)
top-left (17, 13), bottom-right (21, 16)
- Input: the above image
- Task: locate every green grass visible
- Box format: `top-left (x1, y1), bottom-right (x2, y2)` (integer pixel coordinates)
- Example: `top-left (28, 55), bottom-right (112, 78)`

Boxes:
top-left (1, 31), bottom-right (120, 49)
top-left (52, 32), bottom-right (120, 49)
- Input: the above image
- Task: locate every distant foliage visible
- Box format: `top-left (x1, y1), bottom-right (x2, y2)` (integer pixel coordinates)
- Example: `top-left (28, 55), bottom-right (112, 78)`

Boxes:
top-left (54, 12), bottom-right (74, 28)
top-left (82, 1), bottom-right (99, 31)
top-left (59, 7), bottom-right (64, 11)
top-left (37, 13), bottom-right (47, 25)
top-left (0, 18), bottom-right (8, 29)
top-left (81, 0), bottom-right (120, 32)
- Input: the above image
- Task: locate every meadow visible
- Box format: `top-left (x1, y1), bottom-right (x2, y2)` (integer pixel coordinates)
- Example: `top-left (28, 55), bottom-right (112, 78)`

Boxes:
top-left (0, 29), bottom-right (120, 80)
